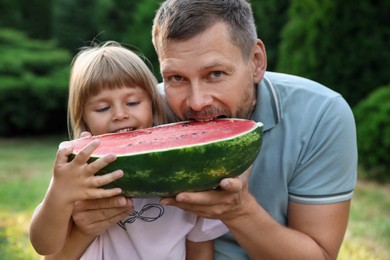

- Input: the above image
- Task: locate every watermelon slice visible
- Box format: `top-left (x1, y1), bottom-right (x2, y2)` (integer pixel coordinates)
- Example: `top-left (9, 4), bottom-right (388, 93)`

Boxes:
top-left (69, 118), bottom-right (263, 197)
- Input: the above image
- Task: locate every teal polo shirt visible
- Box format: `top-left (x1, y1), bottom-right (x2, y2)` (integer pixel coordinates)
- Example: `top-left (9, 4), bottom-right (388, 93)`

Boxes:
top-left (214, 72), bottom-right (357, 259)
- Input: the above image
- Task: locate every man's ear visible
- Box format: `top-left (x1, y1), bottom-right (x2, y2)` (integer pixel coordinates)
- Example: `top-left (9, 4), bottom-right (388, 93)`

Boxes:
top-left (251, 39), bottom-right (267, 84)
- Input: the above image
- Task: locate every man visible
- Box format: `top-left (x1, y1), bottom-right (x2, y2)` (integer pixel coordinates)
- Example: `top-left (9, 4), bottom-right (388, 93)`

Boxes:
top-left (51, 0), bottom-right (357, 259)
top-left (151, 1), bottom-right (356, 258)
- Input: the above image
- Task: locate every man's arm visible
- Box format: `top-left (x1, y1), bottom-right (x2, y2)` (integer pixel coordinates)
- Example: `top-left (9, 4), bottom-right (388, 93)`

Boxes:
top-left (160, 172), bottom-right (350, 260)
top-left (186, 240), bottom-right (214, 260)
top-left (221, 192), bottom-right (350, 260)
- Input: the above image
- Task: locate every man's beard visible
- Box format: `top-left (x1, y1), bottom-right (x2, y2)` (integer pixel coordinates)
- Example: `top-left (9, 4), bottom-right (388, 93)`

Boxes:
top-left (237, 82), bottom-right (257, 119)
top-left (183, 83), bottom-right (257, 120)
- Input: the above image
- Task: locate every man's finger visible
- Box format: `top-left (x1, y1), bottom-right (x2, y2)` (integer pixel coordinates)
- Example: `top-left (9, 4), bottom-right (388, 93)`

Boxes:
top-left (76, 206), bottom-right (132, 224)
top-left (74, 196), bottom-right (132, 211)
top-left (219, 177), bottom-right (243, 192)
top-left (74, 207), bottom-right (133, 236)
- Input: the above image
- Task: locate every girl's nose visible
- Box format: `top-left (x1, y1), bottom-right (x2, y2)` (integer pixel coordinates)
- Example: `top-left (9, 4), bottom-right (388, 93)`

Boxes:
top-left (113, 106), bottom-right (130, 121)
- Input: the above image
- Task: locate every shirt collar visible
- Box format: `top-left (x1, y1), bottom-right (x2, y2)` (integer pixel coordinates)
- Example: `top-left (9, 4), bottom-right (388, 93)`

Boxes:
top-left (251, 74), bottom-right (281, 131)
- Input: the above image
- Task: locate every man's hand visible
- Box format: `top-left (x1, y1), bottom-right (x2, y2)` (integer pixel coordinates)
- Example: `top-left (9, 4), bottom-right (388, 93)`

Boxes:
top-left (160, 166), bottom-right (252, 221)
top-left (72, 196), bottom-right (134, 237)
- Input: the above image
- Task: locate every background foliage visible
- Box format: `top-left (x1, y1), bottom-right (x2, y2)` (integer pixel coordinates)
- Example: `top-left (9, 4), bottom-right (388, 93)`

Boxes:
top-left (0, 29), bottom-right (70, 136)
top-left (0, 0), bottom-right (388, 178)
top-left (353, 85), bottom-right (390, 181)
top-left (278, 0), bottom-right (390, 107)
top-left (0, 0), bottom-right (389, 259)
top-left (251, 0), bottom-right (290, 71)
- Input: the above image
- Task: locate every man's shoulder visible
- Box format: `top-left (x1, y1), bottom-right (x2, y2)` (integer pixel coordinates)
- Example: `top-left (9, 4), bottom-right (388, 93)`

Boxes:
top-left (263, 71), bottom-right (341, 101)
top-left (265, 71), bottom-right (330, 89)
top-left (258, 71), bottom-right (352, 127)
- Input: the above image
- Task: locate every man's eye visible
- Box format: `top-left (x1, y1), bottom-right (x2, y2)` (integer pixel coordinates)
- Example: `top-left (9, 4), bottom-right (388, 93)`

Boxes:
top-left (169, 75), bottom-right (183, 82)
top-left (210, 71), bottom-right (224, 79)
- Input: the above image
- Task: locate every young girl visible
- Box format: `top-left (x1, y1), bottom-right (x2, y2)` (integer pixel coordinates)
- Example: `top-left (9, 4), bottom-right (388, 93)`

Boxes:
top-left (29, 41), bottom-right (227, 259)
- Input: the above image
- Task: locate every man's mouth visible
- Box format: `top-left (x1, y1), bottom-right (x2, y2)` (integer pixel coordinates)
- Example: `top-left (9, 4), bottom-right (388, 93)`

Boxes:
top-left (185, 107), bottom-right (230, 122)
top-left (190, 115), bottom-right (227, 122)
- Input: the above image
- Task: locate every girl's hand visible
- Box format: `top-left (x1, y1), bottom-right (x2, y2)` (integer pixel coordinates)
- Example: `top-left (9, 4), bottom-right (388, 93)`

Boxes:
top-left (51, 139), bottom-right (124, 206)
top-left (80, 131), bottom-right (92, 138)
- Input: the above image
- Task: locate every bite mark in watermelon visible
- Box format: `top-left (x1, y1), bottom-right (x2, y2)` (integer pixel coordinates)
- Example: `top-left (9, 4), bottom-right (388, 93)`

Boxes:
top-left (69, 118), bottom-right (263, 197)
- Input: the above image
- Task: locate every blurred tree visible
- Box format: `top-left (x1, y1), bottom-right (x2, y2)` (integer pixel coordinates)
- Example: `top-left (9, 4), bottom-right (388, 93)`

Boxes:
top-left (92, 0), bottom-right (161, 79)
top-left (353, 85), bottom-right (390, 182)
top-left (0, 0), bottom-right (52, 39)
top-left (251, 0), bottom-right (290, 71)
top-left (52, 0), bottom-right (99, 53)
top-left (123, 0), bottom-right (161, 79)
top-left (277, 0), bottom-right (390, 107)
top-left (20, 0), bottom-right (52, 39)
top-left (0, 29), bottom-right (71, 136)
top-left (94, 0), bottom-right (139, 42)
top-left (0, 0), bottom-right (23, 29)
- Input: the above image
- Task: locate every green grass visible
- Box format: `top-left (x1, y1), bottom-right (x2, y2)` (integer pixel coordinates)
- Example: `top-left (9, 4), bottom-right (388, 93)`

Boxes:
top-left (0, 136), bottom-right (389, 259)
top-left (339, 181), bottom-right (390, 260)
top-left (0, 136), bottom-right (66, 259)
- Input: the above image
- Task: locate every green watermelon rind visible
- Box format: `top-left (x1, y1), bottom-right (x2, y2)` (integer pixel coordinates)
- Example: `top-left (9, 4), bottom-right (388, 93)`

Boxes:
top-left (70, 120), bottom-right (263, 197)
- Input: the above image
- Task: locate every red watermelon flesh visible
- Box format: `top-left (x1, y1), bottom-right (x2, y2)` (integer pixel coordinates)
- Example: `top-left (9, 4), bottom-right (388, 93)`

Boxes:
top-left (69, 118), bottom-right (263, 197)
top-left (71, 118), bottom-right (260, 156)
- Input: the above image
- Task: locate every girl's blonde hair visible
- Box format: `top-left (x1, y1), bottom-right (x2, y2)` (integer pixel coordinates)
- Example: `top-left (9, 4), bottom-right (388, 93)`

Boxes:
top-left (67, 41), bottom-right (167, 139)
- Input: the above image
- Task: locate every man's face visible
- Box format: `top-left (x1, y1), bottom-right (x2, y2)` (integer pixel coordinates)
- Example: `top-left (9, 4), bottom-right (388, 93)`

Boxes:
top-left (158, 22), bottom-right (266, 121)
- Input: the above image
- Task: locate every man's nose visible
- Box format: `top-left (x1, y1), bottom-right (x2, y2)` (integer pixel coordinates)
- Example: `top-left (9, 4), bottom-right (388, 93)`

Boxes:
top-left (186, 84), bottom-right (212, 111)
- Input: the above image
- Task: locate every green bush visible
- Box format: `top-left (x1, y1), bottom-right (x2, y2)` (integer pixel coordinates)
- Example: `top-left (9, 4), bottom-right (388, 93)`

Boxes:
top-left (277, 0), bottom-right (390, 107)
top-left (251, 0), bottom-right (290, 71)
top-left (353, 85), bottom-right (390, 181)
top-left (0, 29), bottom-right (71, 136)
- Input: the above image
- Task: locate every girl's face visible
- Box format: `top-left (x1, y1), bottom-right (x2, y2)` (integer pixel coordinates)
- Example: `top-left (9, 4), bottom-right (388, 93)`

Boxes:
top-left (83, 86), bottom-right (153, 135)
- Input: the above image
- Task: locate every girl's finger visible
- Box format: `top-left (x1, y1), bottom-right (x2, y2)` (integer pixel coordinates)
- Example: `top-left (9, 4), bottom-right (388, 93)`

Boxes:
top-left (87, 154), bottom-right (117, 175)
top-left (87, 187), bottom-right (124, 200)
top-left (55, 145), bottom-right (74, 165)
top-left (91, 170), bottom-right (124, 187)
top-left (80, 131), bottom-right (92, 138)
top-left (72, 139), bottom-right (100, 164)
top-left (58, 141), bottom-right (72, 149)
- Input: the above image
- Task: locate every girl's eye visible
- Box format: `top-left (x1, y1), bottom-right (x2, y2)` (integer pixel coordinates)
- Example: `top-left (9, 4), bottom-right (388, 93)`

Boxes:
top-left (127, 101), bottom-right (140, 107)
top-left (95, 106), bottom-right (109, 112)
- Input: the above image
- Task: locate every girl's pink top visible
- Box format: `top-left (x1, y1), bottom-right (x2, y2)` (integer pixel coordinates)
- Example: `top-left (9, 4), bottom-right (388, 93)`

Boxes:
top-left (81, 197), bottom-right (228, 260)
